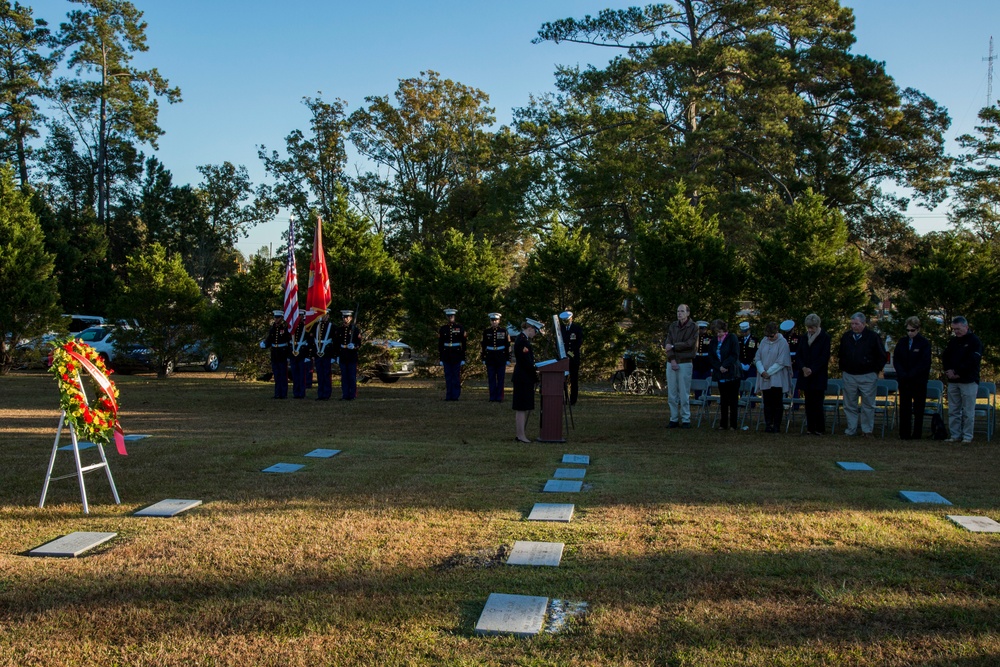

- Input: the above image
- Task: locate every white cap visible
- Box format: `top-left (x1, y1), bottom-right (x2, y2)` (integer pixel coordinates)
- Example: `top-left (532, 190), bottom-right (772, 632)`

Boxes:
top-left (272, 309), bottom-right (284, 317)
top-left (444, 308), bottom-right (457, 316)
top-left (780, 319), bottom-right (794, 332)
top-left (340, 310), bottom-right (353, 317)
top-left (738, 321), bottom-right (750, 331)
top-left (559, 311), bottom-right (573, 321)
top-left (488, 312), bottom-right (501, 320)
top-left (525, 318), bottom-right (544, 331)
top-left (697, 320), bottom-right (708, 328)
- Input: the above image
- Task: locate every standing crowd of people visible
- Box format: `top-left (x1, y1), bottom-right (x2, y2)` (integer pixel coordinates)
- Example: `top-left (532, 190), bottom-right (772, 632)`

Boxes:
top-left (664, 304), bottom-right (985, 442)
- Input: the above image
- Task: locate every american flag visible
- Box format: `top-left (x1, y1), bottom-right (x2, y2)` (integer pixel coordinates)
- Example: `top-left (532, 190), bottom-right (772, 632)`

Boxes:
top-left (283, 218), bottom-right (300, 333)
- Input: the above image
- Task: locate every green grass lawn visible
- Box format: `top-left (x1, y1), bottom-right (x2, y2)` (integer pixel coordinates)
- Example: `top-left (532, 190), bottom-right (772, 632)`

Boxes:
top-left (2, 371), bottom-right (999, 666)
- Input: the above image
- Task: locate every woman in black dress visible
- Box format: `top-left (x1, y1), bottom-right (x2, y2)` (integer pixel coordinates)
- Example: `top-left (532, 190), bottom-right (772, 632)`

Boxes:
top-left (892, 315), bottom-right (931, 439)
top-left (513, 318), bottom-right (543, 443)
top-left (796, 313), bottom-right (831, 435)
top-left (708, 319), bottom-right (741, 430)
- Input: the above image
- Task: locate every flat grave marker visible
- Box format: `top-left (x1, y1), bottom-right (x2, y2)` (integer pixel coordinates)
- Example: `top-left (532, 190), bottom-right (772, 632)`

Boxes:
top-left (837, 461), bottom-right (874, 471)
top-left (947, 515), bottom-right (1000, 533)
top-left (506, 541), bottom-right (564, 567)
top-left (262, 463), bottom-right (305, 474)
top-left (475, 593), bottom-right (548, 637)
top-left (543, 480), bottom-right (582, 493)
top-left (304, 448), bottom-right (341, 458)
top-left (899, 490), bottom-right (952, 505)
top-left (562, 454), bottom-right (589, 465)
top-left (58, 441), bottom-right (96, 451)
top-left (553, 468), bottom-right (586, 480)
top-left (28, 532), bottom-right (116, 558)
top-left (133, 499), bottom-right (203, 517)
top-left (526, 503), bottom-right (574, 522)
top-left (123, 434), bottom-right (151, 441)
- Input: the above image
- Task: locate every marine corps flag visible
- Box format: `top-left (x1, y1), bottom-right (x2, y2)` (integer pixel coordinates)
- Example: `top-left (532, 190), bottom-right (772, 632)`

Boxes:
top-left (303, 218), bottom-right (331, 331)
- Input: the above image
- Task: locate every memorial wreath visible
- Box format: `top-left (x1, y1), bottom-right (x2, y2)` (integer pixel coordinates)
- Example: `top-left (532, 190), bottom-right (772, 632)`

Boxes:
top-left (50, 339), bottom-right (124, 450)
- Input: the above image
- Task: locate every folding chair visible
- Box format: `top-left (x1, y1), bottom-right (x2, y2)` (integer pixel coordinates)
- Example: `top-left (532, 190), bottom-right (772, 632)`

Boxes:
top-left (922, 380), bottom-right (944, 432)
top-left (739, 378), bottom-right (762, 430)
top-left (689, 378), bottom-right (710, 427)
top-left (974, 384), bottom-right (994, 442)
top-left (872, 383), bottom-right (891, 438)
top-left (705, 381), bottom-right (722, 427)
top-left (823, 379), bottom-right (843, 434)
top-left (784, 378), bottom-right (806, 433)
top-left (876, 378), bottom-right (898, 431)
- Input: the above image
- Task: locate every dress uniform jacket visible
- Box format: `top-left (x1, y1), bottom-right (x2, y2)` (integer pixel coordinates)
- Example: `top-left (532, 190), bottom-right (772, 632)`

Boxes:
top-left (481, 326), bottom-right (510, 364)
top-left (439, 323), bottom-right (467, 364)
top-left (336, 324), bottom-right (362, 363)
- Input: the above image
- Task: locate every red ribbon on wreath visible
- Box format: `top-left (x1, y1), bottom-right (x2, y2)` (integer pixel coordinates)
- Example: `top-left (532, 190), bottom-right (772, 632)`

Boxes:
top-left (65, 348), bottom-right (128, 456)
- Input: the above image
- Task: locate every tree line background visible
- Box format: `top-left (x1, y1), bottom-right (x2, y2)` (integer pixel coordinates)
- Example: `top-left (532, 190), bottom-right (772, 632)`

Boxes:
top-left (2, 0), bottom-right (998, 379)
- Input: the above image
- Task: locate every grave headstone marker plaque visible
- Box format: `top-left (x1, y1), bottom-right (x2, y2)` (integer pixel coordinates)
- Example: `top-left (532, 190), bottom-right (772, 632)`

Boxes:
top-left (475, 593), bottom-right (548, 637)
top-left (899, 490), bottom-right (952, 505)
top-left (561, 454), bottom-right (589, 465)
top-left (29, 531), bottom-right (116, 557)
top-left (553, 468), bottom-right (585, 479)
top-left (133, 499), bottom-right (203, 517)
top-left (526, 503), bottom-right (574, 522)
top-left (506, 541), bottom-right (564, 567)
top-left (262, 463), bottom-right (305, 473)
top-left (58, 441), bottom-right (95, 452)
top-left (123, 434), bottom-right (151, 441)
top-left (304, 448), bottom-right (341, 458)
top-left (543, 480), bottom-right (582, 493)
top-left (947, 515), bottom-right (1000, 533)
top-left (837, 461), bottom-right (874, 471)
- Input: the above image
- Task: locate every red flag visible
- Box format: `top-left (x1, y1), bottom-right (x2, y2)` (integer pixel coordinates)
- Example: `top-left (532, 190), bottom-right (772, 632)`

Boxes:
top-left (283, 219), bottom-right (300, 333)
top-left (304, 218), bottom-right (331, 331)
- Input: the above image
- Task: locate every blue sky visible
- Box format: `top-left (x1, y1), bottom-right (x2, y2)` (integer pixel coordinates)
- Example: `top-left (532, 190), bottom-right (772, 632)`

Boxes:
top-left (27, 0), bottom-right (1000, 255)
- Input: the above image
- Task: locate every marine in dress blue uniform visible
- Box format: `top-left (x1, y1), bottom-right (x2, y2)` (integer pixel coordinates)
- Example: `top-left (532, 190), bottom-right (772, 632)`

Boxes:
top-left (481, 312), bottom-right (510, 402)
top-left (439, 308), bottom-right (467, 401)
top-left (261, 310), bottom-right (290, 398)
top-left (559, 311), bottom-right (583, 406)
top-left (693, 321), bottom-right (713, 383)
top-left (313, 315), bottom-right (336, 400)
top-left (289, 310), bottom-right (309, 398)
top-left (738, 321), bottom-right (758, 379)
top-left (336, 310), bottom-right (362, 400)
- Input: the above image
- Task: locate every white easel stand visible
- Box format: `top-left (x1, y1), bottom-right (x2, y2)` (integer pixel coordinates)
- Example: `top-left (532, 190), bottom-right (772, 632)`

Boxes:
top-left (39, 410), bottom-right (121, 515)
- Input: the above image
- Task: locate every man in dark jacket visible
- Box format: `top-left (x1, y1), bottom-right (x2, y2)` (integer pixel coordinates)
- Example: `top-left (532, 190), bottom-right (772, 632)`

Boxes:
top-left (892, 316), bottom-right (932, 440)
top-left (837, 312), bottom-right (886, 437)
top-left (261, 310), bottom-right (291, 398)
top-left (796, 313), bottom-right (831, 435)
top-left (560, 311), bottom-right (583, 405)
top-left (942, 315), bottom-right (983, 443)
top-left (481, 312), bottom-right (510, 402)
top-left (439, 308), bottom-right (467, 401)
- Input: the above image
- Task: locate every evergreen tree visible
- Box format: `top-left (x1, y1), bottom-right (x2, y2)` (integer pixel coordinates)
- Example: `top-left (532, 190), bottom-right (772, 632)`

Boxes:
top-left (205, 254), bottom-right (282, 380)
top-left (0, 164), bottom-right (60, 373)
top-left (750, 190), bottom-right (867, 328)
top-left (56, 0), bottom-right (181, 228)
top-left (507, 223), bottom-right (624, 372)
top-left (401, 229), bottom-right (507, 355)
top-left (632, 184), bottom-right (743, 338)
top-left (0, 0), bottom-right (58, 187)
top-left (112, 243), bottom-right (203, 378)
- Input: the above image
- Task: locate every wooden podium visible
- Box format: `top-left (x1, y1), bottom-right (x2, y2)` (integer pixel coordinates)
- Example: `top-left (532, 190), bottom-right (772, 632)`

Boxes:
top-left (537, 357), bottom-right (569, 442)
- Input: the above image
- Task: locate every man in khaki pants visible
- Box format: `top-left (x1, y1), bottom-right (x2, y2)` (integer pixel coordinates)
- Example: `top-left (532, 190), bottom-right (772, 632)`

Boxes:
top-left (665, 304), bottom-right (698, 428)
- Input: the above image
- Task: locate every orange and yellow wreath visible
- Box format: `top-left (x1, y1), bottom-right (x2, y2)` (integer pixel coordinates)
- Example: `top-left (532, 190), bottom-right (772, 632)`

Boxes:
top-left (50, 339), bottom-right (127, 454)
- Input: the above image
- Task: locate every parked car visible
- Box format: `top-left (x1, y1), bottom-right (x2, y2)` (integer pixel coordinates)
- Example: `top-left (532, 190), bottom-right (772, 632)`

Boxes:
top-left (169, 340), bottom-right (221, 373)
top-left (366, 340), bottom-right (416, 383)
top-left (64, 314), bottom-right (106, 333)
top-left (74, 325), bottom-right (153, 374)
